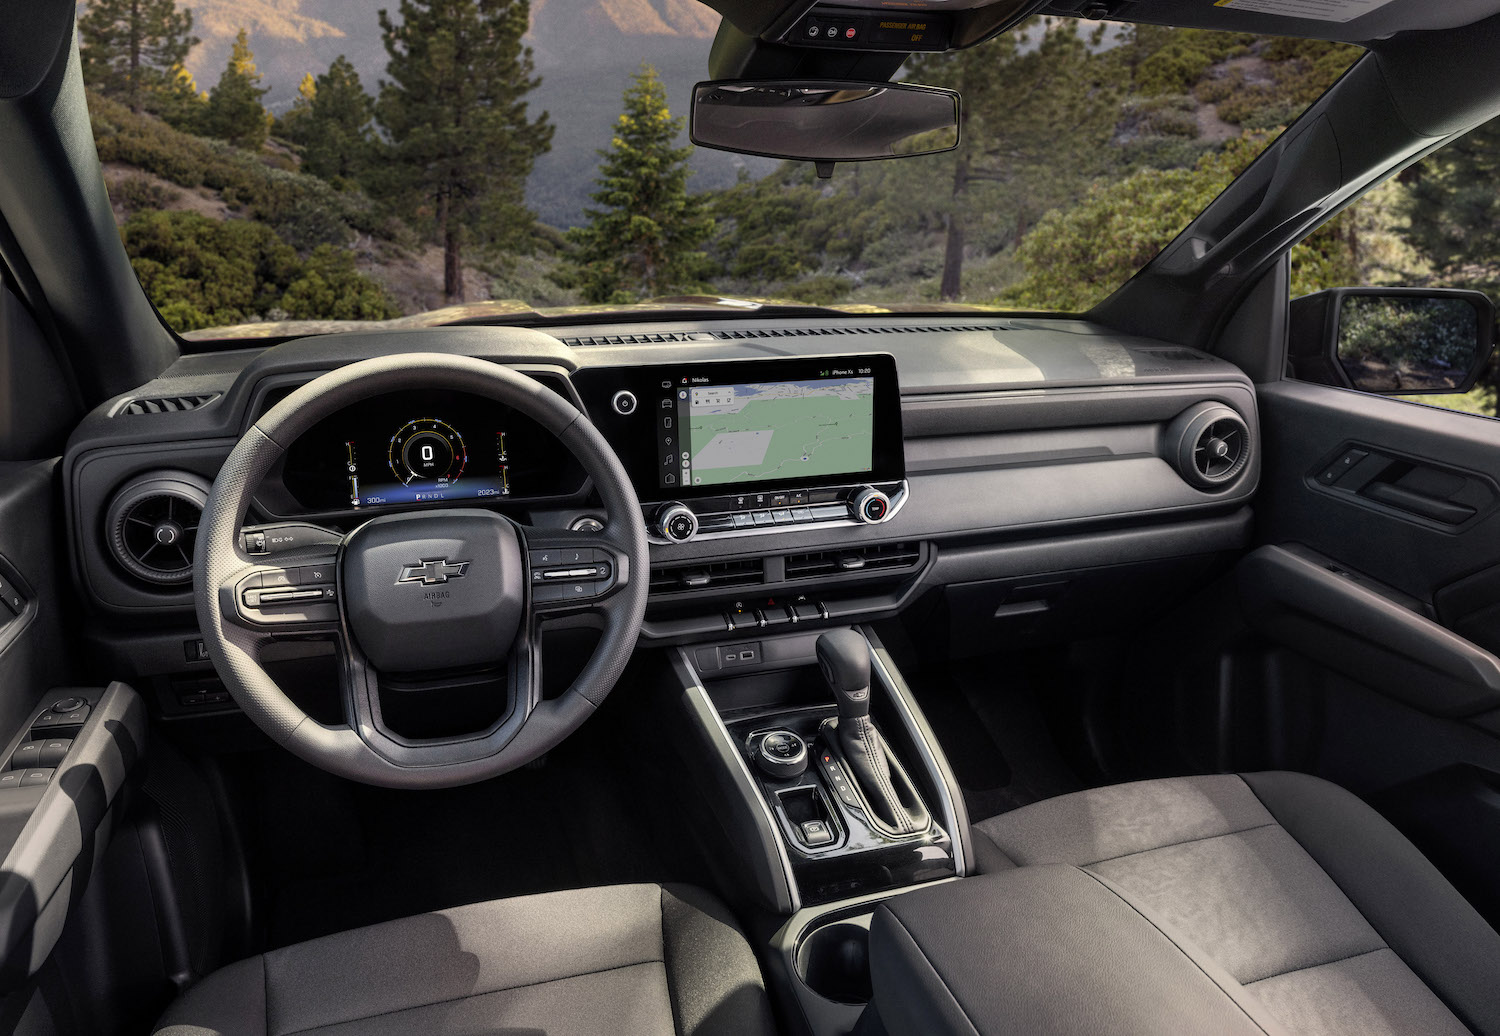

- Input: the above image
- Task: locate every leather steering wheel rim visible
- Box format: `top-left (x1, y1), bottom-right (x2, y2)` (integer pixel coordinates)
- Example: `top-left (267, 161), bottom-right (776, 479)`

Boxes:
top-left (194, 352), bottom-right (649, 788)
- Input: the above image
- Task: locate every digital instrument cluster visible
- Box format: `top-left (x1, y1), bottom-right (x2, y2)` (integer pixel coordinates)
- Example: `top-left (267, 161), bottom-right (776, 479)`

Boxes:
top-left (279, 388), bottom-right (585, 513)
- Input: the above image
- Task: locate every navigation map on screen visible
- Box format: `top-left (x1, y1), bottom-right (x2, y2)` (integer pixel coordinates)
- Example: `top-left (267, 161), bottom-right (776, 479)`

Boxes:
top-left (682, 377), bottom-right (875, 487)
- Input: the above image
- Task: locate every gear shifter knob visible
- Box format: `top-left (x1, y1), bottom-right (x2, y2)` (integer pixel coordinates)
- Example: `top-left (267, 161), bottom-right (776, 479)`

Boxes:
top-left (816, 630), bottom-right (872, 719)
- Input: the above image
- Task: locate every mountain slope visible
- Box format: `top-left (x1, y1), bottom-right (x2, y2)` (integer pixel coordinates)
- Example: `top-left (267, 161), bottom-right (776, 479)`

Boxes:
top-left (167, 0), bottom-right (734, 226)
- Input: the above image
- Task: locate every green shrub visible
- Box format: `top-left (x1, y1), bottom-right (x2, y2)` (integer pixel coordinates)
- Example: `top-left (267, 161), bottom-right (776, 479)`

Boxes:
top-left (120, 210), bottom-right (396, 331)
top-left (280, 245), bottom-right (400, 320)
top-left (774, 275), bottom-right (854, 304)
top-left (88, 90), bottom-right (383, 246)
top-left (113, 174), bottom-right (179, 211)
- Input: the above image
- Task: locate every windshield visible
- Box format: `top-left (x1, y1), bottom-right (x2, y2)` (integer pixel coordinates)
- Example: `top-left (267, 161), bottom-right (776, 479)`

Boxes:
top-left (78, 5), bottom-right (1362, 340)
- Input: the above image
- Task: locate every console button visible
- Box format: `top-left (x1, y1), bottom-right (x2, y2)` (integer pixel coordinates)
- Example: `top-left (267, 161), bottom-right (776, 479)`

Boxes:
top-left (50, 697), bottom-right (85, 714)
top-left (0, 772), bottom-right (22, 791)
top-left (10, 742), bottom-right (41, 770)
top-left (37, 740), bottom-right (71, 767)
top-left (732, 513), bottom-right (754, 528)
top-left (758, 606), bottom-right (793, 627)
top-left (790, 507), bottom-right (814, 523)
top-left (20, 769), bottom-right (53, 788)
top-left (751, 511), bottom-right (774, 526)
top-left (772, 509), bottom-right (793, 524)
top-left (792, 601), bottom-right (824, 622)
top-left (799, 820), bottom-right (834, 847)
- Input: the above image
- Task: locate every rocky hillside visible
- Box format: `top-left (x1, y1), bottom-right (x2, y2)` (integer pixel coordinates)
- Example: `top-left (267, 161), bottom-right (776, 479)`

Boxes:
top-left (172, 0), bottom-right (736, 226)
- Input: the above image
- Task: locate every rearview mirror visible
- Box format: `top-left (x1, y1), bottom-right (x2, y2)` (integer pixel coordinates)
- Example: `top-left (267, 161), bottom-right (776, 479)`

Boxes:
top-left (689, 80), bottom-right (960, 167)
top-left (1289, 287), bottom-right (1496, 395)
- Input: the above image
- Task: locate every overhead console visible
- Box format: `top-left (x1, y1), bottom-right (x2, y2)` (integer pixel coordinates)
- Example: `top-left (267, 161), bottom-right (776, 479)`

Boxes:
top-left (572, 354), bottom-right (907, 545)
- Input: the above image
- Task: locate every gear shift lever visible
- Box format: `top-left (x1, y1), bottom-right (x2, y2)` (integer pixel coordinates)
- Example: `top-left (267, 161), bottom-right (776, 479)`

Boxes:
top-left (816, 631), bottom-right (926, 835)
top-left (817, 629), bottom-right (873, 720)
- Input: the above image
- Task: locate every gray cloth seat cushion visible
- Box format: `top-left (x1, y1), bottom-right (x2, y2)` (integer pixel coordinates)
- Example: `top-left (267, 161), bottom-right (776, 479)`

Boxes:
top-left (946, 771), bottom-right (1500, 1036)
top-left (153, 882), bottom-right (776, 1036)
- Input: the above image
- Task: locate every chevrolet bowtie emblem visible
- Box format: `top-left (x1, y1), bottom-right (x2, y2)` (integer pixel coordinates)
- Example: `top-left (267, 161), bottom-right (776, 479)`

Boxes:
top-left (397, 559), bottom-right (470, 586)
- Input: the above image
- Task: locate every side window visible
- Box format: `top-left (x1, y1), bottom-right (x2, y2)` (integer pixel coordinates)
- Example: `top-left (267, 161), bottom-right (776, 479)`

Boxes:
top-left (1287, 123), bottom-right (1499, 419)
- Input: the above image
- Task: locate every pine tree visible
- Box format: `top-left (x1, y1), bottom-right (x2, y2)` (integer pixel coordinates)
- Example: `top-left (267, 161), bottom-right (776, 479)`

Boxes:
top-left (79, 0), bottom-right (198, 114)
top-left (275, 72), bottom-right (319, 143)
top-left (154, 62), bottom-right (209, 133)
top-left (375, 0), bottom-right (553, 304)
top-left (566, 65), bottom-right (712, 303)
top-left (908, 20), bottom-right (1119, 300)
top-left (204, 29), bottom-right (271, 150)
top-left (288, 57), bottom-right (376, 184)
top-left (1400, 118), bottom-right (1500, 286)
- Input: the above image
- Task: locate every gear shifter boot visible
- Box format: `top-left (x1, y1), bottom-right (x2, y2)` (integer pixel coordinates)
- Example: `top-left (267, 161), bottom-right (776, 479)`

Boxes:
top-left (816, 631), bottom-right (929, 836)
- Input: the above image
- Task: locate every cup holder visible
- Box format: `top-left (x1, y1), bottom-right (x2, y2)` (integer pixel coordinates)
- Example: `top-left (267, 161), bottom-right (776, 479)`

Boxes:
top-left (796, 917), bottom-right (873, 1005)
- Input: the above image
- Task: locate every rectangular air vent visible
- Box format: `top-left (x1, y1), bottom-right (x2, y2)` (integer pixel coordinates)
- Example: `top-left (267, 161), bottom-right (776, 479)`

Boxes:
top-left (118, 393), bottom-right (218, 416)
top-left (559, 331), bottom-right (719, 347)
top-left (649, 558), bottom-right (765, 594)
top-left (562, 324), bottom-right (1002, 347)
top-left (784, 542), bottom-right (921, 579)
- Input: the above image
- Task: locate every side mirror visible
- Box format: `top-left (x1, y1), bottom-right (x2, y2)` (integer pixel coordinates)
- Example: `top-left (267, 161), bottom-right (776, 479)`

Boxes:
top-left (689, 80), bottom-right (960, 168)
top-left (1289, 288), bottom-right (1496, 395)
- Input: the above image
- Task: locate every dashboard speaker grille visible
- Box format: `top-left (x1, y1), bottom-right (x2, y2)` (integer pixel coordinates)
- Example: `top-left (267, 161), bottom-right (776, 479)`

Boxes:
top-left (105, 472), bottom-right (211, 586)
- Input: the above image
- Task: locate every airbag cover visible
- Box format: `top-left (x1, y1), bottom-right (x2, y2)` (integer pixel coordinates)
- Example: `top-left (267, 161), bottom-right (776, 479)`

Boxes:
top-left (342, 510), bottom-right (523, 673)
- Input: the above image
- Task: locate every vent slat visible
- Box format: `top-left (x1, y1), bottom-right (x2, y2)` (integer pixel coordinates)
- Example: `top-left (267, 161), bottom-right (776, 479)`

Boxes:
top-left (561, 324), bottom-right (1001, 348)
top-left (785, 542), bottom-right (920, 579)
top-left (119, 393), bottom-right (218, 417)
top-left (649, 557), bottom-right (765, 594)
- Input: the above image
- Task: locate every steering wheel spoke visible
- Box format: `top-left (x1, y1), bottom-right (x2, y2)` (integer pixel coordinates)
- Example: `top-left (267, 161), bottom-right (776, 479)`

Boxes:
top-left (219, 556), bottom-right (343, 637)
top-left (524, 528), bottom-right (633, 614)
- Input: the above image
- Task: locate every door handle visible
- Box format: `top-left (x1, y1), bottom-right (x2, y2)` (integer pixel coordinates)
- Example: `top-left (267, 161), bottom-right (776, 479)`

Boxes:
top-left (1362, 481), bottom-right (1476, 525)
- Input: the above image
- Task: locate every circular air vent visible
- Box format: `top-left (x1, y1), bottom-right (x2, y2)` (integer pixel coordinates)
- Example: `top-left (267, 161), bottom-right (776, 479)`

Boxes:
top-left (1166, 403), bottom-right (1251, 490)
top-left (105, 472), bottom-right (211, 586)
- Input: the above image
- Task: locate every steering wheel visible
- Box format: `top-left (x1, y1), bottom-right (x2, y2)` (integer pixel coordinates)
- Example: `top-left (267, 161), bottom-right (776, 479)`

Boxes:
top-left (193, 353), bottom-right (649, 788)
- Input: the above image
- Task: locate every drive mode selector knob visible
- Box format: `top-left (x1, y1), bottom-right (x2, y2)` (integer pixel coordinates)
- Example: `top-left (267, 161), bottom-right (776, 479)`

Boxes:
top-left (755, 730), bottom-right (808, 780)
top-left (655, 502), bottom-right (698, 543)
top-left (850, 486), bottom-right (892, 525)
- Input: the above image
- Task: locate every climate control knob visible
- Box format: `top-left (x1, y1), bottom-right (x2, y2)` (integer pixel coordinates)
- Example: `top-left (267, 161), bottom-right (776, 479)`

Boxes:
top-left (655, 502), bottom-right (699, 543)
top-left (850, 487), bottom-right (892, 525)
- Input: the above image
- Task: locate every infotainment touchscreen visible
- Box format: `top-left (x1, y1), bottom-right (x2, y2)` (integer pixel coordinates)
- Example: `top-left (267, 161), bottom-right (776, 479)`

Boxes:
top-left (670, 374), bottom-right (876, 490)
top-left (572, 353), bottom-right (903, 503)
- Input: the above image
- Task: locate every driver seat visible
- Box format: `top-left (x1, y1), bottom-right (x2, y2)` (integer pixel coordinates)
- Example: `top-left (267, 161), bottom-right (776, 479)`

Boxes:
top-left (152, 883), bottom-right (775, 1036)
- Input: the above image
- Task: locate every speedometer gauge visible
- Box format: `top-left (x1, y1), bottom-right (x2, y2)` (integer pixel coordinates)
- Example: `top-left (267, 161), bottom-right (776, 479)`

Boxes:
top-left (389, 418), bottom-right (468, 486)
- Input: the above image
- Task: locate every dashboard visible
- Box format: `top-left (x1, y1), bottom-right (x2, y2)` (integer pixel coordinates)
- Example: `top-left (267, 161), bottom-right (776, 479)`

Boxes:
top-left (62, 317), bottom-right (1261, 645)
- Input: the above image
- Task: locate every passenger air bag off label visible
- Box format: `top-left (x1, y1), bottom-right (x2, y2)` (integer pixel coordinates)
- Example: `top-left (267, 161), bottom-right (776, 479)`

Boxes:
top-left (1213, 0), bottom-right (1394, 22)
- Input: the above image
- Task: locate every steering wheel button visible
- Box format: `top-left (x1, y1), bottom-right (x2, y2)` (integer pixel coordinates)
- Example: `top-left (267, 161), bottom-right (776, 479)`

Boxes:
top-left (299, 564), bottom-right (333, 584)
top-left (262, 568), bottom-right (296, 587)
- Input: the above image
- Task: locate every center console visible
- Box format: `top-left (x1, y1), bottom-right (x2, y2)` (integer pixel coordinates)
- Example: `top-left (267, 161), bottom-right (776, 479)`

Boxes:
top-left (572, 353), bottom-right (907, 543)
top-left (660, 619), bottom-right (971, 1035)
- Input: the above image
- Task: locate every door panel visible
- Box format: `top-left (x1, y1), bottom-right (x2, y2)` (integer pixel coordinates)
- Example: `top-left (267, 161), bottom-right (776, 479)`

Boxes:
top-left (1257, 380), bottom-right (1500, 602)
top-left (1251, 378), bottom-right (1500, 924)
top-left (0, 459), bottom-right (71, 731)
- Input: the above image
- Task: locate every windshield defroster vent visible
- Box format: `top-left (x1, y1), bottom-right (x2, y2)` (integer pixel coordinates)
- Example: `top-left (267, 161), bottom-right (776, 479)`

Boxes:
top-left (562, 324), bottom-right (1003, 347)
top-left (785, 542), bottom-right (921, 579)
top-left (117, 393), bottom-right (219, 416)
